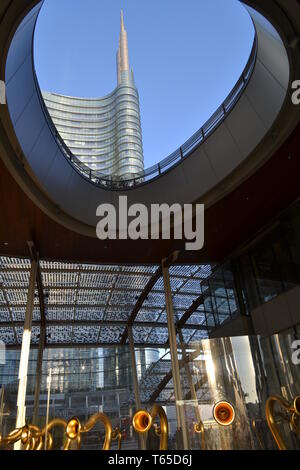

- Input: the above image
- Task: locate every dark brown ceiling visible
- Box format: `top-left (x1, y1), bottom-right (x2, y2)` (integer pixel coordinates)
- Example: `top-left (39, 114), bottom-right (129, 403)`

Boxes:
top-left (0, 123), bottom-right (299, 265)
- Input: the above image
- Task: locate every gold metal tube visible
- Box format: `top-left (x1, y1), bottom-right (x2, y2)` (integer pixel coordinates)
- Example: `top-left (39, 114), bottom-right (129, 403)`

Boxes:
top-left (291, 413), bottom-right (300, 437)
top-left (265, 394), bottom-right (300, 450)
top-left (23, 425), bottom-right (42, 450)
top-left (65, 417), bottom-right (81, 450)
top-left (42, 418), bottom-right (67, 433)
top-left (251, 419), bottom-right (264, 450)
top-left (112, 427), bottom-right (122, 450)
top-left (63, 437), bottom-right (72, 451)
top-left (0, 414), bottom-right (122, 451)
top-left (35, 435), bottom-right (44, 451)
top-left (81, 412), bottom-right (112, 450)
top-left (30, 418), bottom-right (67, 450)
top-left (0, 428), bottom-right (23, 447)
top-left (43, 417), bottom-right (67, 450)
top-left (194, 420), bottom-right (206, 450)
top-left (45, 432), bottom-right (53, 450)
top-left (132, 404), bottom-right (169, 450)
top-left (0, 425), bottom-right (30, 449)
top-left (65, 413), bottom-right (114, 450)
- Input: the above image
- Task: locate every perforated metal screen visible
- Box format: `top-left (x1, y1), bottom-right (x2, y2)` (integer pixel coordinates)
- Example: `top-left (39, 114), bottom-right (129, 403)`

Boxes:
top-left (0, 257), bottom-right (236, 347)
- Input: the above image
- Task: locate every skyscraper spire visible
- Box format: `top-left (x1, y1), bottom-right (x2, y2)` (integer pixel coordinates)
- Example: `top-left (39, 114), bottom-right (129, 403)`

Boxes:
top-left (120, 10), bottom-right (125, 31)
top-left (117, 10), bottom-right (130, 84)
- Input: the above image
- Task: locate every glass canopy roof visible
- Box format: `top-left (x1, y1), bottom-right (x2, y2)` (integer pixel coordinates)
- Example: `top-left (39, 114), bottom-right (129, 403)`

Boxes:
top-left (0, 256), bottom-right (237, 348)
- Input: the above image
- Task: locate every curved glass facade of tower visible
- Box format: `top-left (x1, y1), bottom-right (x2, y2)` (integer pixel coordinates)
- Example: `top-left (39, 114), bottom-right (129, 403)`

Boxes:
top-left (41, 11), bottom-right (144, 179)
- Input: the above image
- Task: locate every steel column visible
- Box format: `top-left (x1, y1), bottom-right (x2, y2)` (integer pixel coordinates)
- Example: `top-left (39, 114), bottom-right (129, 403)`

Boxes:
top-left (179, 330), bottom-right (205, 449)
top-left (32, 324), bottom-right (45, 425)
top-left (127, 326), bottom-right (146, 450)
top-left (14, 259), bottom-right (38, 449)
top-left (162, 261), bottom-right (189, 450)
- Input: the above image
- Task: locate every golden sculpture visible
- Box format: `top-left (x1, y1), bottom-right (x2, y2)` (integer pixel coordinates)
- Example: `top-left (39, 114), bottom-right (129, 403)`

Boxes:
top-left (194, 420), bottom-right (206, 450)
top-left (0, 425), bottom-right (31, 449)
top-left (132, 404), bottom-right (168, 450)
top-left (0, 413), bottom-right (121, 451)
top-left (65, 413), bottom-right (122, 450)
top-left (213, 401), bottom-right (235, 426)
top-left (29, 418), bottom-right (68, 450)
top-left (265, 394), bottom-right (300, 450)
top-left (0, 421), bottom-right (66, 450)
top-left (111, 427), bottom-right (122, 450)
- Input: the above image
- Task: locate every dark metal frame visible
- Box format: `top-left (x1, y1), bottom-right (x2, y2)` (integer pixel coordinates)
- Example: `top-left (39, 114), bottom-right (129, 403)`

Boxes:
top-left (120, 266), bottom-right (162, 344)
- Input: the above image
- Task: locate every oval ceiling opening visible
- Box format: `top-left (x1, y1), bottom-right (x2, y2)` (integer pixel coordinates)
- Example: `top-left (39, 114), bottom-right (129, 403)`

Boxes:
top-left (34, 0), bottom-right (255, 179)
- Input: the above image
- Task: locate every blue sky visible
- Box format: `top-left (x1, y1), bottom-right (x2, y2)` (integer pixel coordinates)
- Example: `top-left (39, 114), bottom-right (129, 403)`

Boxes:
top-left (34, 0), bottom-right (254, 168)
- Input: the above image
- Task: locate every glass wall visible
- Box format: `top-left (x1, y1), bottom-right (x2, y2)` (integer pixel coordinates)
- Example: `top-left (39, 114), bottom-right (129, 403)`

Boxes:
top-left (203, 201), bottom-right (300, 328)
top-left (0, 346), bottom-right (159, 450)
top-left (135, 329), bottom-right (300, 450)
top-left (233, 203), bottom-right (300, 315)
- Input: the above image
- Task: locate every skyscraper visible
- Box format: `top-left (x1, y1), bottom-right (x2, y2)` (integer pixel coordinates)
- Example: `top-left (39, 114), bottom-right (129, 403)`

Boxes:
top-left (42, 11), bottom-right (144, 179)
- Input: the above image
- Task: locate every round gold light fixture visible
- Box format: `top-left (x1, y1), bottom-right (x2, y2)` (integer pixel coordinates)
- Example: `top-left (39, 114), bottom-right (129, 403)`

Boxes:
top-left (213, 401), bottom-right (235, 426)
top-left (21, 425), bottom-right (30, 445)
top-left (66, 417), bottom-right (81, 440)
top-left (132, 410), bottom-right (152, 433)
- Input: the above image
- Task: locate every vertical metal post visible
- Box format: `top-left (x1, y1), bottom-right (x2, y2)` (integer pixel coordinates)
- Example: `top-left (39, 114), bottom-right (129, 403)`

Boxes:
top-left (250, 255), bottom-right (263, 306)
top-left (0, 386), bottom-right (4, 431)
top-left (44, 368), bottom-right (52, 450)
top-left (178, 330), bottom-right (205, 449)
top-left (33, 325), bottom-right (45, 425)
top-left (127, 326), bottom-right (146, 450)
top-left (231, 260), bottom-right (247, 316)
top-left (14, 259), bottom-right (38, 450)
top-left (117, 392), bottom-right (121, 419)
top-left (207, 279), bottom-right (218, 327)
top-left (162, 261), bottom-right (189, 450)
